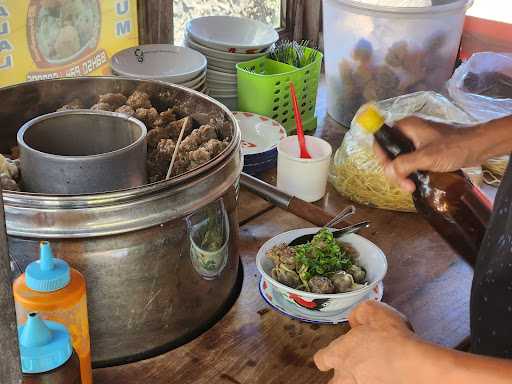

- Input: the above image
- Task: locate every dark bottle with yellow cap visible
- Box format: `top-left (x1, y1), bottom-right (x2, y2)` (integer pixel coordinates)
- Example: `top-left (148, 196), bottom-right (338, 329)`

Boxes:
top-left (357, 104), bottom-right (491, 265)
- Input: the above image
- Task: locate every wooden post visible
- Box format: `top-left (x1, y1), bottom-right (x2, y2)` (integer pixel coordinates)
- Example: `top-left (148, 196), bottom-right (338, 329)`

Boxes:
top-left (0, 190), bottom-right (22, 383)
top-left (304, 0), bottom-right (322, 49)
top-left (137, 0), bottom-right (174, 44)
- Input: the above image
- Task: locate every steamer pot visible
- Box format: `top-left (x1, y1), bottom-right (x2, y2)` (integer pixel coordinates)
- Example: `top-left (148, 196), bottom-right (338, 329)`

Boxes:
top-left (0, 77), bottom-right (242, 366)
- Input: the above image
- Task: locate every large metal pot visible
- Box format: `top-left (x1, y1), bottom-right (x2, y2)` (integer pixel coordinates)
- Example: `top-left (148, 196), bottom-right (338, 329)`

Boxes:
top-left (0, 77), bottom-right (242, 367)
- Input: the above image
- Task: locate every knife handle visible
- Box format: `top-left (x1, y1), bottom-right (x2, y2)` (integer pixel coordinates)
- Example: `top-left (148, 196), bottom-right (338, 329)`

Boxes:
top-left (288, 197), bottom-right (348, 228)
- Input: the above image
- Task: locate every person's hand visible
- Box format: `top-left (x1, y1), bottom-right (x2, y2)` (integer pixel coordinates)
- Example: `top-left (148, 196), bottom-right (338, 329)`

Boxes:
top-left (314, 301), bottom-right (424, 384)
top-left (373, 117), bottom-right (481, 192)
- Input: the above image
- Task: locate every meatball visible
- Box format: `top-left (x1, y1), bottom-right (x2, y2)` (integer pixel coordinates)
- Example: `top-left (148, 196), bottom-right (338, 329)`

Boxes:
top-left (146, 117), bottom-right (193, 148)
top-left (0, 173), bottom-right (19, 191)
top-left (330, 271), bottom-right (355, 293)
top-left (57, 98), bottom-right (84, 111)
top-left (309, 276), bottom-right (335, 294)
top-left (272, 264), bottom-right (300, 289)
top-left (153, 108), bottom-right (178, 127)
top-left (90, 102), bottom-right (113, 111)
top-left (115, 105), bottom-right (135, 117)
top-left (135, 107), bottom-right (159, 127)
top-left (99, 93), bottom-right (128, 109)
top-left (347, 265), bottom-right (366, 284)
top-left (126, 90), bottom-right (152, 109)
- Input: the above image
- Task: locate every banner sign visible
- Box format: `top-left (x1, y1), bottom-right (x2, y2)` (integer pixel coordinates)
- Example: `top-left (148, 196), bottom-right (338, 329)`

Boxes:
top-left (0, 0), bottom-right (139, 87)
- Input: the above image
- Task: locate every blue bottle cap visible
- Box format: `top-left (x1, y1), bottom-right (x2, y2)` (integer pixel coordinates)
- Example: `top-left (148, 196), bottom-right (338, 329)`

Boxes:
top-left (25, 241), bottom-right (70, 292)
top-left (18, 313), bottom-right (73, 374)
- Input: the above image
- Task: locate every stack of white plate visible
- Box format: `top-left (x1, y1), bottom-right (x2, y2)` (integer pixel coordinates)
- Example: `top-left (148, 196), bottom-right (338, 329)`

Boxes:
top-left (111, 44), bottom-right (207, 92)
top-left (184, 16), bottom-right (279, 110)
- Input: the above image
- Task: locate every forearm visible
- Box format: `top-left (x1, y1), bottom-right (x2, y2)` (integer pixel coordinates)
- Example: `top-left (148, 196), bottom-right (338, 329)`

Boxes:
top-left (404, 338), bottom-right (512, 384)
top-left (467, 115), bottom-right (512, 163)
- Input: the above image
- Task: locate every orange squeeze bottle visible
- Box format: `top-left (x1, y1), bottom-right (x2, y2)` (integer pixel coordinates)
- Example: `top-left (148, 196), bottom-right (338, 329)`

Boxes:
top-left (13, 241), bottom-right (93, 384)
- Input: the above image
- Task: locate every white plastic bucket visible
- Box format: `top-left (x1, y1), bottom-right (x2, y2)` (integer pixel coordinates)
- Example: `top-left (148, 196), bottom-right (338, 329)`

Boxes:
top-left (323, 0), bottom-right (473, 126)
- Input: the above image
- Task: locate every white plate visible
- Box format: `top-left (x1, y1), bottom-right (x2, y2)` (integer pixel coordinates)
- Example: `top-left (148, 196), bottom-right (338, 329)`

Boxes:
top-left (185, 34), bottom-right (267, 61)
top-left (260, 277), bottom-right (384, 324)
top-left (207, 68), bottom-right (237, 81)
top-left (180, 70), bottom-right (207, 88)
top-left (111, 44), bottom-right (207, 83)
top-left (206, 82), bottom-right (237, 91)
top-left (206, 77), bottom-right (237, 86)
top-left (190, 81), bottom-right (207, 91)
top-left (186, 16), bottom-right (278, 53)
top-left (234, 111), bottom-right (287, 155)
top-left (207, 56), bottom-right (239, 71)
top-left (208, 89), bottom-right (238, 96)
top-left (207, 64), bottom-right (237, 75)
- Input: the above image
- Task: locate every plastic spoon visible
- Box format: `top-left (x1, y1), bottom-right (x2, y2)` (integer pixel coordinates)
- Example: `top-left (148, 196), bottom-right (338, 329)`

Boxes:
top-left (289, 82), bottom-right (312, 159)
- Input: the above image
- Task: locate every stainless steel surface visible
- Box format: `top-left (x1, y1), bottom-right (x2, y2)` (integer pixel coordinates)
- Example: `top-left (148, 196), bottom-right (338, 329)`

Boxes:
top-left (0, 191), bottom-right (22, 384)
top-left (1, 77), bottom-right (242, 366)
top-left (324, 205), bottom-right (356, 228)
top-left (18, 111), bottom-right (147, 194)
top-left (288, 221), bottom-right (371, 246)
top-left (240, 172), bottom-right (292, 209)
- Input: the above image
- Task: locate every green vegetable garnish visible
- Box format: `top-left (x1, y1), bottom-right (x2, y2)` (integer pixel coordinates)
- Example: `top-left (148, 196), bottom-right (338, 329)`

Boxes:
top-left (293, 229), bottom-right (353, 291)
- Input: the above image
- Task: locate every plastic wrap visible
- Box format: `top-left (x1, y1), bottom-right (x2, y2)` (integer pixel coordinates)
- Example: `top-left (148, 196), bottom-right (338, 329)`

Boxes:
top-left (448, 52), bottom-right (512, 181)
top-left (448, 52), bottom-right (512, 121)
top-left (329, 91), bottom-right (478, 212)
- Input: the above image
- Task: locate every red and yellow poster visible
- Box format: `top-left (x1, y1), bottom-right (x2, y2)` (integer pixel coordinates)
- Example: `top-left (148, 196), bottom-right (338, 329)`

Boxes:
top-left (0, 0), bottom-right (139, 87)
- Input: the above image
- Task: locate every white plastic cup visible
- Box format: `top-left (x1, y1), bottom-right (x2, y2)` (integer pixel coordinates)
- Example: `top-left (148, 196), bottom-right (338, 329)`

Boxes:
top-left (277, 136), bottom-right (333, 202)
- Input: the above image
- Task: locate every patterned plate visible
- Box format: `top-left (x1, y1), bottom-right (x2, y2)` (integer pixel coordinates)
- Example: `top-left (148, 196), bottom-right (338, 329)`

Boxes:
top-left (259, 277), bottom-right (384, 324)
top-left (234, 111), bottom-right (287, 156)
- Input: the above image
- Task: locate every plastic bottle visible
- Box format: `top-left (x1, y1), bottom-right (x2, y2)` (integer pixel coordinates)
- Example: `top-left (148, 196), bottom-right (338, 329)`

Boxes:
top-left (13, 241), bottom-right (92, 384)
top-left (19, 313), bottom-right (82, 384)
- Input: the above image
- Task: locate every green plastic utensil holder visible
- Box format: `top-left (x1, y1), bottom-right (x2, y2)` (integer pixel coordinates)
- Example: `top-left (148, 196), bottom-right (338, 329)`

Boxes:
top-left (236, 48), bottom-right (323, 134)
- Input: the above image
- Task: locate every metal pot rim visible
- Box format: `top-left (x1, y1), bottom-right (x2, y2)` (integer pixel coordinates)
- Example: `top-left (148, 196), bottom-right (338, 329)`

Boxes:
top-left (2, 77), bottom-right (241, 208)
top-left (17, 110), bottom-right (148, 161)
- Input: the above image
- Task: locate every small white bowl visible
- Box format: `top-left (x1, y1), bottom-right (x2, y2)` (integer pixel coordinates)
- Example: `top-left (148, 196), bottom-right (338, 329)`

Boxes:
top-left (185, 34), bottom-right (267, 61)
top-left (256, 228), bottom-right (388, 315)
top-left (111, 44), bottom-right (207, 83)
top-left (234, 111), bottom-right (287, 156)
top-left (186, 16), bottom-right (279, 53)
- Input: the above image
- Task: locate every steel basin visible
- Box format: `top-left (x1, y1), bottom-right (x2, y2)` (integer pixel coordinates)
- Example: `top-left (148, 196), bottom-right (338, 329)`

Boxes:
top-left (18, 110), bottom-right (148, 194)
top-left (0, 77), bottom-right (242, 366)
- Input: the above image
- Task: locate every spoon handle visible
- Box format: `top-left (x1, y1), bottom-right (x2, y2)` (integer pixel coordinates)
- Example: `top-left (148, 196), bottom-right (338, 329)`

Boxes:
top-left (332, 221), bottom-right (370, 238)
top-left (324, 205), bottom-right (356, 228)
top-left (290, 82), bottom-right (311, 159)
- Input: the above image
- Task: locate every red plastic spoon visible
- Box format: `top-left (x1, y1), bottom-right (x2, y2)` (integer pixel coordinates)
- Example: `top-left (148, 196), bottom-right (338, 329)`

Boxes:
top-left (289, 82), bottom-right (312, 159)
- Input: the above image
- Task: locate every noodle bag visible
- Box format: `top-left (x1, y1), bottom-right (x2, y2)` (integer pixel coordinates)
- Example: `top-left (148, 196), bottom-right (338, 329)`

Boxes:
top-left (329, 91), bottom-right (477, 212)
top-left (448, 52), bottom-right (512, 179)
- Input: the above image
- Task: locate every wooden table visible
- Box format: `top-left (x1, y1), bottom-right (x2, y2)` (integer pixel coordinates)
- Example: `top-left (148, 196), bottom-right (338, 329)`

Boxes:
top-left (94, 84), bottom-right (474, 384)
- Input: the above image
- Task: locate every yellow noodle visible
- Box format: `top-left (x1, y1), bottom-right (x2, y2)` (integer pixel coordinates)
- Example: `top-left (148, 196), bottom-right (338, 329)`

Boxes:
top-left (484, 156), bottom-right (509, 178)
top-left (330, 141), bottom-right (415, 212)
